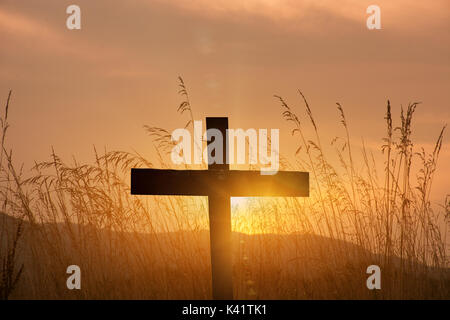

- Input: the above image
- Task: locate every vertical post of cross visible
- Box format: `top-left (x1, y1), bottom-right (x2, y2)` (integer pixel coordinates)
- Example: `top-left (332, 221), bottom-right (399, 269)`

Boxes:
top-left (206, 117), bottom-right (233, 300)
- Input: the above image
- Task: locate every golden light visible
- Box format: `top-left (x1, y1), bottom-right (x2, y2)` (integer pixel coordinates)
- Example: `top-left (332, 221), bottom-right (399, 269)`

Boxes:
top-left (231, 197), bottom-right (250, 208)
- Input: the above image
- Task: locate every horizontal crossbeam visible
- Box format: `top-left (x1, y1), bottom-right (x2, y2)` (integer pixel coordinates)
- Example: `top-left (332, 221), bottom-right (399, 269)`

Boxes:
top-left (131, 168), bottom-right (309, 197)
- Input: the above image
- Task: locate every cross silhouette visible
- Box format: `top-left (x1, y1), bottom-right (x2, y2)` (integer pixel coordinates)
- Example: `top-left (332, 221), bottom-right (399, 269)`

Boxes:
top-left (131, 117), bottom-right (309, 299)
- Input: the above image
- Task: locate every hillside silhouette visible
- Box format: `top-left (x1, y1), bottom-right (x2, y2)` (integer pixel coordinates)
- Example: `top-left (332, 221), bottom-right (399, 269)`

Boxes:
top-left (2, 212), bottom-right (448, 299)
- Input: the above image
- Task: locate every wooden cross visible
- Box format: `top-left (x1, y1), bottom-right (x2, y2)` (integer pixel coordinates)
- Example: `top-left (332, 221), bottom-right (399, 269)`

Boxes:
top-left (131, 117), bottom-right (309, 299)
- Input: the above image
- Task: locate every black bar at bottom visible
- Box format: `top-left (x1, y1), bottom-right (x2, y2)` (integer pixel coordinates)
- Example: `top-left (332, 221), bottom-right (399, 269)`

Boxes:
top-left (0, 300), bottom-right (443, 319)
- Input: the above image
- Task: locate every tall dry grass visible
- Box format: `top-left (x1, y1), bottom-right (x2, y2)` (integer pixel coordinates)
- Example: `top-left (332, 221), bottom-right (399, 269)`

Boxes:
top-left (0, 80), bottom-right (448, 299)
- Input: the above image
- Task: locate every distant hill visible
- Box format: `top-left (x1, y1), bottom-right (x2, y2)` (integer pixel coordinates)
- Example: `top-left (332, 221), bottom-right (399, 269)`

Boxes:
top-left (1, 212), bottom-right (448, 299)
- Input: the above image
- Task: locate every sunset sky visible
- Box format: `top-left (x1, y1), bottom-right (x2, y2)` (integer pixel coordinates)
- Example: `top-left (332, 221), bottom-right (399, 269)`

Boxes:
top-left (0, 0), bottom-right (449, 203)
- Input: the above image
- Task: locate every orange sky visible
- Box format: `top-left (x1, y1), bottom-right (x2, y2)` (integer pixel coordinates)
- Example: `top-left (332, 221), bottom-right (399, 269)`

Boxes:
top-left (0, 0), bottom-right (449, 203)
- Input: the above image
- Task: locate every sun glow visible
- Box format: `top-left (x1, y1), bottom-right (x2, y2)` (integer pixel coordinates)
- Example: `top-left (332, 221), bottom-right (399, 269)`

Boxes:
top-left (231, 197), bottom-right (250, 208)
top-left (231, 197), bottom-right (289, 235)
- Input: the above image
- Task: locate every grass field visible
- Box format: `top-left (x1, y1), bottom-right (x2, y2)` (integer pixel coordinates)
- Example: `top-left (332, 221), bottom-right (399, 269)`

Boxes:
top-left (1, 82), bottom-right (448, 299)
